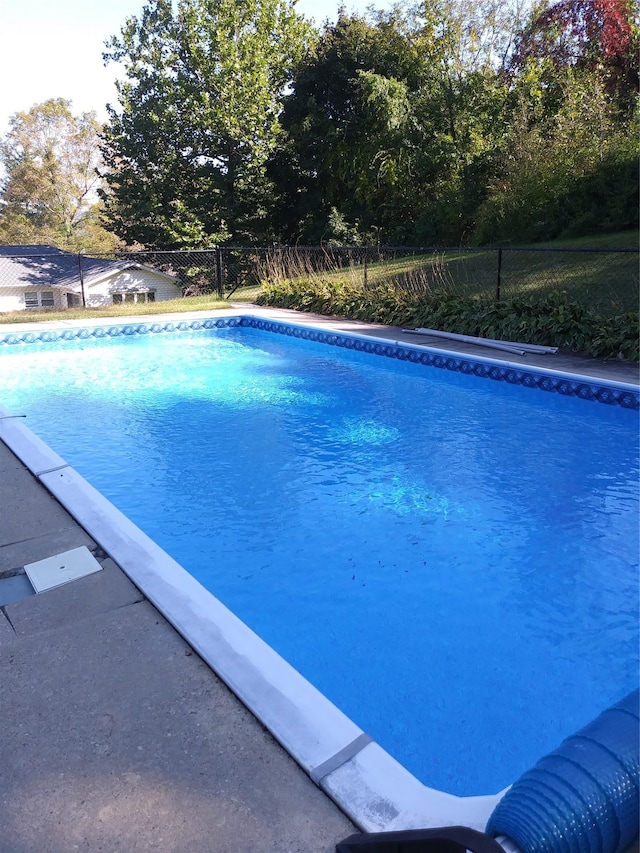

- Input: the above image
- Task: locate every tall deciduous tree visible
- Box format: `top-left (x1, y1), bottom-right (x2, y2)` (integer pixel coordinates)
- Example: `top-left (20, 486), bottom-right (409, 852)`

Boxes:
top-left (100, 0), bottom-right (312, 248)
top-left (271, 10), bottom-right (428, 243)
top-left (0, 98), bottom-right (120, 251)
top-left (403, 0), bottom-right (522, 243)
top-left (273, 2), bottom-right (519, 244)
top-left (469, 0), bottom-right (639, 244)
top-left (510, 0), bottom-right (639, 107)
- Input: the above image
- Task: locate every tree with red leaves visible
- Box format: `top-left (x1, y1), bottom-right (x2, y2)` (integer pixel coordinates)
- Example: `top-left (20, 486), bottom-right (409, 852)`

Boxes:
top-left (511, 0), bottom-right (638, 100)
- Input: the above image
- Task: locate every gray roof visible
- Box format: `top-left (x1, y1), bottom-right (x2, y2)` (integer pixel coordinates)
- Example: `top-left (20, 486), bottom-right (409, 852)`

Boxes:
top-left (0, 245), bottom-right (65, 256)
top-left (0, 246), bottom-right (177, 290)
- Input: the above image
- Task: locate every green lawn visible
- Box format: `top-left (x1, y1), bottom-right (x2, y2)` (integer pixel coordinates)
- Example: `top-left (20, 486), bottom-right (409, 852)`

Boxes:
top-left (523, 231), bottom-right (638, 249)
top-left (243, 230), bottom-right (639, 314)
top-left (226, 283), bottom-right (265, 303)
top-left (0, 294), bottom-right (229, 326)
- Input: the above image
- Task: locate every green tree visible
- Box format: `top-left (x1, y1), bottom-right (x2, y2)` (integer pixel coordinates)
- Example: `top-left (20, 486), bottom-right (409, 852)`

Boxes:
top-left (272, 2), bottom-right (520, 245)
top-left (271, 9), bottom-right (429, 243)
top-left (393, 0), bottom-right (531, 243)
top-left (473, 0), bottom-right (639, 243)
top-left (0, 98), bottom-right (120, 252)
top-left (101, 0), bottom-right (312, 248)
top-left (474, 69), bottom-right (639, 243)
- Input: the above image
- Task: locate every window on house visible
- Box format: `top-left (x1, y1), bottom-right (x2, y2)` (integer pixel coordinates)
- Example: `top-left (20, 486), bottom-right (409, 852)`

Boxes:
top-left (24, 291), bottom-right (55, 309)
top-left (112, 291), bottom-right (156, 305)
top-left (67, 293), bottom-right (82, 308)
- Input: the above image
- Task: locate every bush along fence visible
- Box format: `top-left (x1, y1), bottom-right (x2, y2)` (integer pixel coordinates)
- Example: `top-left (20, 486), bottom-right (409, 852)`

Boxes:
top-left (249, 244), bottom-right (640, 318)
top-left (0, 244), bottom-right (637, 359)
top-left (250, 245), bottom-right (639, 362)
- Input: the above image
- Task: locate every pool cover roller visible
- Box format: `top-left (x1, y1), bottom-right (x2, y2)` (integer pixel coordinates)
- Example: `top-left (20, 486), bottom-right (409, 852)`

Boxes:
top-left (335, 690), bottom-right (638, 853)
top-left (486, 688), bottom-right (639, 853)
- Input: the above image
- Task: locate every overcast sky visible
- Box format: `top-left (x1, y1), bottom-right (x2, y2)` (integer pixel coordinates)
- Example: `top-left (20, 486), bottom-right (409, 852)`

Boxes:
top-left (0, 0), bottom-right (390, 135)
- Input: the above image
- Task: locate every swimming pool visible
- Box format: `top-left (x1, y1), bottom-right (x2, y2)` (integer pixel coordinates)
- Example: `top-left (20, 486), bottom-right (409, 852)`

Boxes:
top-left (0, 315), bottom-right (638, 804)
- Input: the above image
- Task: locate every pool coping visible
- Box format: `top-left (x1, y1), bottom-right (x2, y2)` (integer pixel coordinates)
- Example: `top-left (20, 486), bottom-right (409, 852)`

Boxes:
top-left (1, 308), bottom-right (637, 833)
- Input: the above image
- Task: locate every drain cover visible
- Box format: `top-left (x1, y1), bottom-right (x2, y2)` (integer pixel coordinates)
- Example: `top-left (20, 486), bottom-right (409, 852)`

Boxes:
top-left (24, 546), bottom-right (103, 593)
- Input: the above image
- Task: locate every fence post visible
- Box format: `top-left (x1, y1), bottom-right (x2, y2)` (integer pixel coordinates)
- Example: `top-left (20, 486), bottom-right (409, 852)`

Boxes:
top-left (363, 250), bottom-right (368, 288)
top-left (215, 247), bottom-right (224, 298)
top-left (496, 248), bottom-right (502, 303)
top-left (78, 254), bottom-right (86, 307)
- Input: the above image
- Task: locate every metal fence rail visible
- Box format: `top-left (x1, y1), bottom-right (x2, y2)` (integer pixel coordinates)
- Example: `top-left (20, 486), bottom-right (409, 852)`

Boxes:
top-left (0, 244), bottom-right (637, 317)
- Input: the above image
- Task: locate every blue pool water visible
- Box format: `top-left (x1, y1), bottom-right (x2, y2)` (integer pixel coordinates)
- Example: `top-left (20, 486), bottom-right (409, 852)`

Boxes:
top-left (1, 322), bottom-right (638, 796)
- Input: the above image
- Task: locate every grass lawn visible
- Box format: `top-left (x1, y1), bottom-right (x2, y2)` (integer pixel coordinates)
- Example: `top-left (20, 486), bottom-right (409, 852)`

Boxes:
top-left (0, 294), bottom-right (229, 326)
top-left (523, 231), bottom-right (638, 249)
top-left (246, 230), bottom-right (638, 314)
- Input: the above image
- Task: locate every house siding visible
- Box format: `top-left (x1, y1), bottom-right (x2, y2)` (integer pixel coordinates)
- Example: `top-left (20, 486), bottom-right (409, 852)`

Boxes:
top-left (85, 270), bottom-right (182, 307)
top-left (0, 248), bottom-right (181, 312)
top-left (0, 287), bottom-right (68, 313)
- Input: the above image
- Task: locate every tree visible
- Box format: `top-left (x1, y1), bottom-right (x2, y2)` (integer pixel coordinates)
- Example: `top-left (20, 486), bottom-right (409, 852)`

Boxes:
top-left (510, 0), bottom-right (639, 107)
top-left (474, 68), bottom-right (639, 243)
top-left (277, 2), bottom-right (526, 244)
top-left (398, 0), bottom-right (523, 243)
top-left (470, 0), bottom-right (639, 243)
top-left (100, 0), bottom-right (312, 248)
top-left (271, 9), bottom-right (431, 244)
top-left (0, 99), bottom-right (120, 252)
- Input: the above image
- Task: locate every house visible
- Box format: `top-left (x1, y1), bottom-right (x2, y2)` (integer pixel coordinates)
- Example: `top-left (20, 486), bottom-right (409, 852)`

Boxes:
top-left (0, 245), bottom-right (182, 312)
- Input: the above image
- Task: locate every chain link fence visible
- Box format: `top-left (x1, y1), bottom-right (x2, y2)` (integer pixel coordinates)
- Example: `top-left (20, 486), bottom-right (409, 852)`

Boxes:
top-left (0, 244), bottom-right (637, 317)
top-left (240, 245), bottom-right (639, 316)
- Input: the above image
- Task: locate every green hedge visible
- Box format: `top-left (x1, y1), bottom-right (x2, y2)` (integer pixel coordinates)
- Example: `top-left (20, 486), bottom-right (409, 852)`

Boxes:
top-left (256, 279), bottom-right (639, 362)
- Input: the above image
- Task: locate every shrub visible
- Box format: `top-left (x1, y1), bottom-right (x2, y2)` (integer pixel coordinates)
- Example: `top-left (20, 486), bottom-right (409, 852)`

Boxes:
top-left (256, 280), bottom-right (639, 361)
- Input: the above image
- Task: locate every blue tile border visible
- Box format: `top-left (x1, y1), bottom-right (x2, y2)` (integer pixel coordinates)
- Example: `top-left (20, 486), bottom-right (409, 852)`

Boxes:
top-left (241, 318), bottom-right (639, 410)
top-left (1, 315), bottom-right (638, 410)
top-left (0, 316), bottom-right (239, 347)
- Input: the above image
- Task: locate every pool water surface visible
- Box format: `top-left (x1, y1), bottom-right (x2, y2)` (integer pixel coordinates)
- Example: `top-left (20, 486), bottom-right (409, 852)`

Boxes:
top-left (0, 321), bottom-right (637, 797)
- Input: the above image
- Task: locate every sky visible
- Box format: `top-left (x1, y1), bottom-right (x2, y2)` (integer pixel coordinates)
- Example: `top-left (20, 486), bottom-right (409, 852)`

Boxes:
top-left (0, 0), bottom-right (391, 135)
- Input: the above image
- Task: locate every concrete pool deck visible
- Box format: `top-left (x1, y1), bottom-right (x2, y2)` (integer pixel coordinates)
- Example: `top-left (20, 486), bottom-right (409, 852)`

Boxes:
top-left (1, 306), bottom-right (638, 852)
top-left (0, 443), bottom-right (359, 852)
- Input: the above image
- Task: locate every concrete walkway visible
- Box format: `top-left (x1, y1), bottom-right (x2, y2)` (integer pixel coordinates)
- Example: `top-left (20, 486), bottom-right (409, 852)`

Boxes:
top-left (0, 440), bottom-right (355, 852)
top-left (0, 308), bottom-right (637, 853)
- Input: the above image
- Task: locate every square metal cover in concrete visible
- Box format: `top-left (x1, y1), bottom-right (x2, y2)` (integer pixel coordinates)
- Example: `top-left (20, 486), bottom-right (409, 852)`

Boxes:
top-left (24, 546), bottom-right (103, 593)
